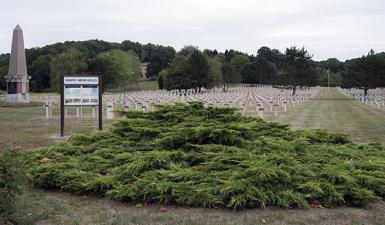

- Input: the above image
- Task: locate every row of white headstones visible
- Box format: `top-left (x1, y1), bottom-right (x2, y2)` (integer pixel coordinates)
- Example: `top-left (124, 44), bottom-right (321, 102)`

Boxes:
top-left (31, 85), bottom-right (320, 119)
top-left (337, 87), bottom-right (385, 109)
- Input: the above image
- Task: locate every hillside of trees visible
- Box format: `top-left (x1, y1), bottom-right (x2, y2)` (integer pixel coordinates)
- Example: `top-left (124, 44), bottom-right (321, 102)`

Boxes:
top-left (0, 39), bottom-right (384, 94)
top-left (0, 39), bottom-right (175, 92)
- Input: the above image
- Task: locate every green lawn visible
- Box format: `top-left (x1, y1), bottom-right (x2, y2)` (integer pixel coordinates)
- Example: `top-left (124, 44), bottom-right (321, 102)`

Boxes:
top-left (138, 80), bottom-right (159, 90)
top-left (266, 88), bottom-right (385, 144)
top-left (1, 87), bottom-right (385, 225)
top-left (0, 106), bottom-right (112, 151)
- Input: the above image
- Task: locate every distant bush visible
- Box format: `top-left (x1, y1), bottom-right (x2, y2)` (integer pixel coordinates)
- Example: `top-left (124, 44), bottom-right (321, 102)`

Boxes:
top-left (0, 150), bottom-right (24, 223)
top-left (22, 103), bottom-right (385, 209)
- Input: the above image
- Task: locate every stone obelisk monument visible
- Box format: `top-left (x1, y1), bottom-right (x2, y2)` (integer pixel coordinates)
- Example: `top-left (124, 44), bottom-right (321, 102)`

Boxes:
top-left (5, 25), bottom-right (30, 103)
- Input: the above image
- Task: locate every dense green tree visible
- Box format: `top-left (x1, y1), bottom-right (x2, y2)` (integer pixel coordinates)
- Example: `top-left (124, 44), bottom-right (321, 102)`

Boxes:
top-left (257, 47), bottom-right (283, 65)
top-left (121, 40), bottom-right (142, 57)
top-left (163, 48), bottom-right (212, 91)
top-left (0, 66), bottom-right (7, 91)
top-left (30, 55), bottom-right (52, 92)
top-left (0, 54), bottom-right (9, 90)
top-left (179, 45), bottom-right (199, 57)
top-left (240, 58), bottom-right (277, 85)
top-left (240, 62), bottom-right (258, 84)
top-left (236, 47), bottom-right (281, 84)
top-left (231, 54), bottom-right (250, 78)
top-left (342, 50), bottom-right (385, 95)
top-left (203, 49), bottom-right (219, 57)
top-left (158, 73), bottom-right (164, 90)
top-left (224, 49), bottom-right (245, 62)
top-left (281, 47), bottom-right (317, 95)
top-left (319, 58), bottom-right (344, 73)
top-left (189, 50), bottom-right (209, 92)
top-left (50, 48), bottom-right (88, 91)
top-left (163, 55), bottom-right (192, 91)
top-left (221, 61), bottom-right (239, 91)
top-left (90, 50), bottom-right (140, 90)
top-left (142, 44), bottom-right (176, 77)
top-left (255, 58), bottom-right (278, 84)
top-left (206, 55), bottom-right (223, 88)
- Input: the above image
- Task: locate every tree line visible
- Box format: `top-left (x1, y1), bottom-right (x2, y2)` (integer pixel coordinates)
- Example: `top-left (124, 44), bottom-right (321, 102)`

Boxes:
top-left (161, 46), bottom-right (317, 95)
top-left (161, 46), bottom-right (385, 95)
top-left (0, 39), bottom-right (175, 92)
top-left (1, 39), bottom-right (384, 95)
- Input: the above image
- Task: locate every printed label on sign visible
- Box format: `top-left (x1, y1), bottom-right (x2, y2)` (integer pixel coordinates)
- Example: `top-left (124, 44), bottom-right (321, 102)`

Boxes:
top-left (64, 76), bottom-right (99, 85)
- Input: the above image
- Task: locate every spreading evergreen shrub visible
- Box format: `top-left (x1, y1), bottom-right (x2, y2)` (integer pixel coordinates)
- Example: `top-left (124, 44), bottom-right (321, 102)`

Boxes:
top-left (1, 150), bottom-right (24, 223)
top-left (22, 103), bottom-right (385, 209)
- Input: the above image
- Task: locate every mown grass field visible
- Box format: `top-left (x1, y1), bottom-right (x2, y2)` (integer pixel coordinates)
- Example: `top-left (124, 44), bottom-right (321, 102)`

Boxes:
top-left (267, 88), bottom-right (385, 144)
top-left (138, 80), bottom-right (159, 90)
top-left (1, 87), bottom-right (385, 225)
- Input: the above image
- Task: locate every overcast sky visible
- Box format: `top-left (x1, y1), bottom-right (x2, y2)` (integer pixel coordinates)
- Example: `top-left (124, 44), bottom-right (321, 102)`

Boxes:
top-left (1, 0), bottom-right (384, 61)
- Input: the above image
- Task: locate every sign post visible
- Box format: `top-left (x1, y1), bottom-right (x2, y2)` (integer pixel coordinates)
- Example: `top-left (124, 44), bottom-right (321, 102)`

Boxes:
top-left (60, 75), bottom-right (102, 137)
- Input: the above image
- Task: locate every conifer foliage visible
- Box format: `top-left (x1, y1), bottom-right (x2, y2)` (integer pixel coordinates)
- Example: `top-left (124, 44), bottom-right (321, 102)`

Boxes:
top-left (22, 103), bottom-right (385, 209)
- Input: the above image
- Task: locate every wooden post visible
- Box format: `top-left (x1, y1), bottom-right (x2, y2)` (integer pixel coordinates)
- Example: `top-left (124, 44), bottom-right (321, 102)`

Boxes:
top-left (60, 76), bottom-right (64, 137)
top-left (98, 75), bottom-right (103, 131)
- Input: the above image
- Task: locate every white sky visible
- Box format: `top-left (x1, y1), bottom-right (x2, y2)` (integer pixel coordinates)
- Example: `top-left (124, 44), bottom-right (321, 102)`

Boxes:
top-left (0, 0), bottom-right (384, 61)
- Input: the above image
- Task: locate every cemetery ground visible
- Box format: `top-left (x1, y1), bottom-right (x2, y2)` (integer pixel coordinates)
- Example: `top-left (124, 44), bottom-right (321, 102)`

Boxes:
top-left (269, 88), bottom-right (385, 144)
top-left (0, 88), bottom-right (385, 225)
top-left (138, 80), bottom-right (159, 90)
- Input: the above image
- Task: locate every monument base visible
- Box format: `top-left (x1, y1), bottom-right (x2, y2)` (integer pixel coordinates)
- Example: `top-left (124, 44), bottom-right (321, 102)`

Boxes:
top-left (5, 93), bottom-right (30, 103)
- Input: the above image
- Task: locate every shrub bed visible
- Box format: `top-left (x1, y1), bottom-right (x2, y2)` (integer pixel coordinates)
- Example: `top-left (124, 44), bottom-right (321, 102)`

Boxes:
top-left (22, 103), bottom-right (385, 209)
top-left (1, 150), bottom-right (24, 223)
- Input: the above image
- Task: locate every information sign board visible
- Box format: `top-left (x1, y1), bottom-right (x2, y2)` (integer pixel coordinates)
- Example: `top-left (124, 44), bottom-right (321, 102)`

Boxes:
top-left (60, 76), bottom-right (102, 136)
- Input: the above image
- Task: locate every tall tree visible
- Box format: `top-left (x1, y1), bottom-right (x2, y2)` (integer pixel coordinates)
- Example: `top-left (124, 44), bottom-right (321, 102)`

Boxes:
top-left (0, 54), bottom-right (10, 90)
top-left (158, 72), bottom-right (164, 90)
top-left (143, 44), bottom-right (176, 78)
top-left (254, 58), bottom-right (278, 84)
top-left (203, 49), bottom-right (219, 57)
top-left (206, 55), bottom-right (223, 89)
top-left (240, 62), bottom-right (258, 84)
top-left (221, 61), bottom-right (239, 92)
top-left (50, 48), bottom-right (88, 91)
top-left (282, 47), bottom-right (317, 95)
top-left (241, 58), bottom-right (277, 84)
top-left (163, 55), bottom-right (192, 91)
top-left (319, 58), bottom-right (344, 73)
top-left (342, 50), bottom-right (385, 96)
top-left (179, 45), bottom-right (199, 57)
top-left (90, 50), bottom-right (140, 90)
top-left (231, 54), bottom-right (250, 82)
top-left (189, 50), bottom-right (209, 92)
top-left (30, 55), bottom-right (52, 92)
top-left (256, 46), bottom-right (284, 69)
